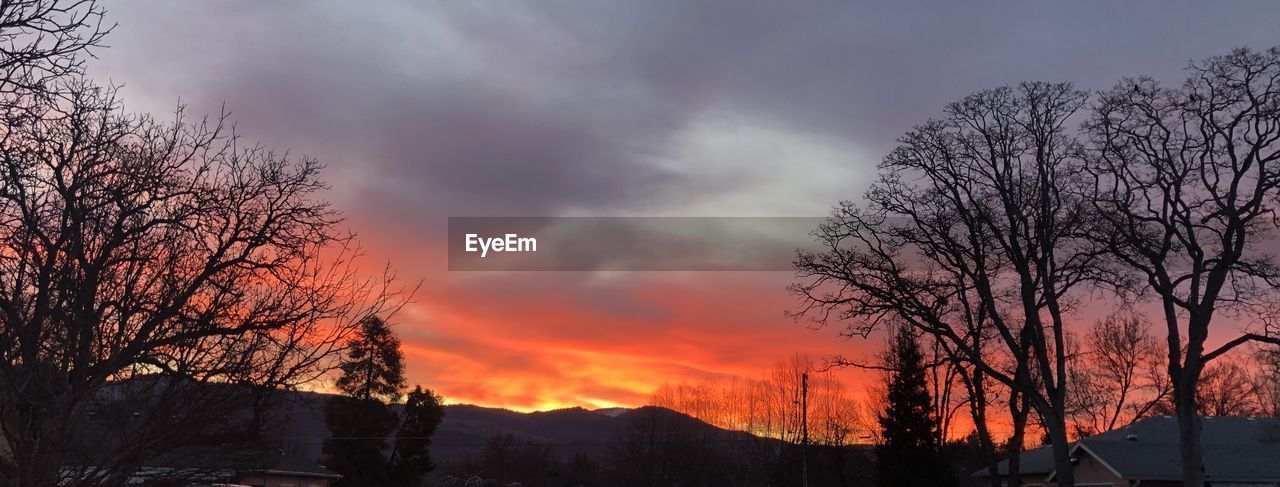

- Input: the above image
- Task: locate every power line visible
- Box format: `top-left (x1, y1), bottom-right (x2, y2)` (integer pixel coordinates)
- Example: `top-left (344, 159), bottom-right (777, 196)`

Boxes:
top-left (282, 430), bottom-right (762, 441)
top-left (281, 437), bottom-right (787, 446)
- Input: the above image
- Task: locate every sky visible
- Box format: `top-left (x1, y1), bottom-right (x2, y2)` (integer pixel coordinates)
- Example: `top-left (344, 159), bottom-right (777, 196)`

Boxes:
top-left (89, 1), bottom-right (1280, 412)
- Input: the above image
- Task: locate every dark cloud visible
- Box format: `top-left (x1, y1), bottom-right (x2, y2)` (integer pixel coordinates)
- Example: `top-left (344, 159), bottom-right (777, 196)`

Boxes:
top-left (95, 1), bottom-right (1280, 220)
top-left (87, 0), bottom-right (1280, 409)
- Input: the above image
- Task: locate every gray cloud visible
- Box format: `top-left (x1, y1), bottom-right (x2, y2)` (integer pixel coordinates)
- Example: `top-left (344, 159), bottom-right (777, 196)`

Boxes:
top-left (85, 0), bottom-right (1280, 317)
top-left (87, 1), bottom-right (1280, 366)
top-left (93, 1), bottom-right (1280, 224)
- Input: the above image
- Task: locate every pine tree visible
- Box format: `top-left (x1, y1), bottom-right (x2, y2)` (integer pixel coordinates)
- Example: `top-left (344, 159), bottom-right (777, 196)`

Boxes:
top-left (874, 329), bottom-right (957, 487)
top-left (336, 315), bottom-right (406, 402)
top-left (323, 396), bottom-right (399, 486)
top-left (324, 316), bottom-right (408, 487)
top-left (389, 386), bottom-right (446, 486)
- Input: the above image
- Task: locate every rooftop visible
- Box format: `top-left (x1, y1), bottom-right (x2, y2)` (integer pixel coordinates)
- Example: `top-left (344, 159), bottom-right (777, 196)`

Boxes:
top-left (977, 416), bottom-right (1280, 481)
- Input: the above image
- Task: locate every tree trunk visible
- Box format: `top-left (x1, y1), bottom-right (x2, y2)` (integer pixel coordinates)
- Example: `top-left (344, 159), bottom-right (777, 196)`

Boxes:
top-left (1003, 435), bottom-right (1024, 486)
top-left (974, 420), bottom-right (1000, 487)
top-left (960, 366), bottom-right (1000, 487)
top-left (1046, 418), bottom-right (1074, 487)
top-left (1005, 392), bottom-right (1029, 487)
top-left (7, 397), bottom-right (69, 487)
top-left (13, 440), bottom-right (64, 487)
top-left (1175, 313), bottom-right (1207, 487)
top-left (1176, 384), bottom-right (1205, 486)
top-left (1006, 452), bottom-right (1021, 487)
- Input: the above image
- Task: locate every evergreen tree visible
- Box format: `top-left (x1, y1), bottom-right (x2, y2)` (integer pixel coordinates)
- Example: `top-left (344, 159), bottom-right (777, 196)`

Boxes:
top-left (324, 316), bottom-right (408, 486)
top-left (337, 315), bottom-right (406, 402)
top-left (323, 396), bottom-right (399, 486)
top-left (389, 386), bottom-right (446, 486)
top-left (874, 329), bottom-right (957, 487)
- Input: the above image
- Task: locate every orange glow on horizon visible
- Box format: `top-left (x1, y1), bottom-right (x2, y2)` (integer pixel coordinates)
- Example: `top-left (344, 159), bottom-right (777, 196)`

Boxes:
top-left (339, 234), bottom-right (1262, 445)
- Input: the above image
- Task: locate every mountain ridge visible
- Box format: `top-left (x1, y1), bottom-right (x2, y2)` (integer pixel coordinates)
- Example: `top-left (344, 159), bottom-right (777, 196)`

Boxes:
top-left (274, 390), bottom-right (769, 464)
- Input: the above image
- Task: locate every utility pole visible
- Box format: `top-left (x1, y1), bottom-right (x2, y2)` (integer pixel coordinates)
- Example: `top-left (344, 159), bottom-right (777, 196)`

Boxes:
top-left (801, 371), bottom-right (809, 487)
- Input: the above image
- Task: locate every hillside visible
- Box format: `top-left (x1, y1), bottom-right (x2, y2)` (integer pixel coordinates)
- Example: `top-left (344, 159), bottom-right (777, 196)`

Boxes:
top-left (274, 391), bottom-right (774, 464)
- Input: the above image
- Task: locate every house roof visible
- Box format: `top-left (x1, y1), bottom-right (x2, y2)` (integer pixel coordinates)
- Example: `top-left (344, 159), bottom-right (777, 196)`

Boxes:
top-left (243, 453), bottom-right (342, 480)
top-left (977, 416), bottom-right (1280, 481)
top-left (976, 444), bottom-right (1055, 477)
top-left (1071, 440), bottom-right (1280, 482)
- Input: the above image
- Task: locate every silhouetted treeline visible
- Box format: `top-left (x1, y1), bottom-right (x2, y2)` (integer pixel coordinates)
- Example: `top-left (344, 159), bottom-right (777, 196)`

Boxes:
top-left (419, 407), bottom-right (1023, 487)
top-left (652, 354), bottom-right (871, 446)
top-left (428, 406), bottom-right (880, 487)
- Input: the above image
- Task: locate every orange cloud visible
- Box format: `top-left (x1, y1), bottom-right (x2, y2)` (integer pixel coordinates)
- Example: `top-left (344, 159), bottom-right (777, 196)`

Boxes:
top-left (387, 262), bottom-right (875, 412)
top-left (348, 218), bottom-right (1267, 443)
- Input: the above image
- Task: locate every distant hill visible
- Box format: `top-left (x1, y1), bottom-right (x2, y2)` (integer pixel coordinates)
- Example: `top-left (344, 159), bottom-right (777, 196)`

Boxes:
top-left (273, 391), bottom-right (776, 464)
top-left (81, 383), bottom-right (873, 485)
top-left (592, 407), bottom-right (631, 417)
top-left (431, 404), bottom-right (622, 461)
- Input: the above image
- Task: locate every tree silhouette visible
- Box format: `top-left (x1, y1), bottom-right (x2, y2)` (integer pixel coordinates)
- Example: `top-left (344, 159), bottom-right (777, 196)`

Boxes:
top-left (793, 82), bottom-right (1098, 486)
top-left (874, 329), bottom-right (956, 487)
top-left (1066, 313), bottom-right (1168, 436)
top-left (0, 60), bottom-right (400, 487)
top-left (0, 0), bottom-right (111, 119)
top-left (0, 1), bottom-right (408, 484)
top-left (337, 316), bottom-right (407, 402)
top-left (324, 316), bottom-right (408, 487)
top-left (1083, 46), bottom-right (1280, 485)
top-left (389, 386), bottom-right (446, 486)
top-left (323, 396), bottom-right (398, 487)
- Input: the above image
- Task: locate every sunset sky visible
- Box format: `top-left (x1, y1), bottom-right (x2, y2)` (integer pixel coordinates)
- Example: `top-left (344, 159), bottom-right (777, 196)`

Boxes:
top-left (90, 1), bottom-right (1280, 412)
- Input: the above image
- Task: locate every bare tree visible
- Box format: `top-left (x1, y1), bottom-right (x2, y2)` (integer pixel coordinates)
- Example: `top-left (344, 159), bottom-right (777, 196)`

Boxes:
top-left (809, 369), bottom-right (865, 448)
top-left (923, 336), bottom-right (964, 443)
top-left (1196, 359), bottom-right (1261, 417)
top-left (1253, 345), bottom-right (1280, 416)
top-left (950, 345), bottom-right (1008, 487)
top-left (835, 332), bottom-right (965, 443)
top-left (651, 353), bottom-right (869, 447)
top-left (927, 311), bottom-right (1018, 487)
top-left (1083, 47), bottom-right (1280, 486)
top-left (1066, 313), bottom-right (1168, 436)
top-left (1002, 386), bottom-right (1032, 487)
top-left (0, 6), bottom-right (404, 485)
top-left (793, 82), bottom-right (1105, 487)
top-left (0, 81), bottom-right (404, 486)
top-left (0, 0), bottom-right (110, 124)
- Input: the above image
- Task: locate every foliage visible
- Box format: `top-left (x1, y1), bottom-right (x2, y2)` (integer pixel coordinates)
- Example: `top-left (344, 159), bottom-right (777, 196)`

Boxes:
top-left (337, 316), bottom-right (407, 403)
top-left (324, 316), bottom-right (417, 487)
top-left (874, 330), bottom-right (956, 487)
top-left (323, 396), bottom-right (400, 487)
top-left (389, 386), bottom-right (446, 485)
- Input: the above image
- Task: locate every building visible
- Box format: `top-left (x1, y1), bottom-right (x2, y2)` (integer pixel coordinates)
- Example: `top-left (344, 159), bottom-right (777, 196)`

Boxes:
top-left (975, 416), bottom-right (1280, 486)
top-left (132, 451), bottom-right (340, 487)
top-left (231, 453), bottom-right (342, 487)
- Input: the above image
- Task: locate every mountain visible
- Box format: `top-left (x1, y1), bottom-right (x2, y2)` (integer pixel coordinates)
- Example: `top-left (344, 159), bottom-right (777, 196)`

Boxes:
top-left (273, 391), bottom-right (770, 464)
top-left (79, 383), bottom-right (873, 485)
top-left (431, 404), bottom-right (620, 461)
top-left (591, 407), bottom-right (631, 417)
